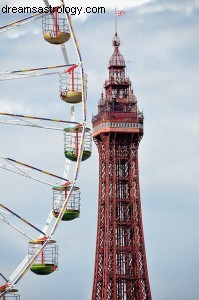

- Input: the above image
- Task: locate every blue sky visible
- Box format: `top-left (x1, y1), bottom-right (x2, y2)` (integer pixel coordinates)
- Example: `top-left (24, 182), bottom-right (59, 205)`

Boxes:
top-left (0, 1), bottom-right (199, 300)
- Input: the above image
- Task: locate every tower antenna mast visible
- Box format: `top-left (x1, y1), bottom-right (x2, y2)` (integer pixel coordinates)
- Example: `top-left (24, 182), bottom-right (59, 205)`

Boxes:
top-left (115, 8), bottom-right (117, 33)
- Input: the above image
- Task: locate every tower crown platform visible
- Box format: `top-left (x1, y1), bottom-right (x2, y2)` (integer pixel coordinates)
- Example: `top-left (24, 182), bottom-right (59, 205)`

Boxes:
top-left (92, 32), bottom-right (144, 138)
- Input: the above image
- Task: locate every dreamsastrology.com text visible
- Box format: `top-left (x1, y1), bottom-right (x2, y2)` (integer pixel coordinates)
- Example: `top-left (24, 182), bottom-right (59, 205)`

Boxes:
top-left (1, 5), bottom-right (106, 15)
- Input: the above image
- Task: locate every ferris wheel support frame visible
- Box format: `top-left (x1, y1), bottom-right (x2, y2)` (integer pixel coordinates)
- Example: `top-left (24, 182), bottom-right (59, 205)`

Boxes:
top-left (0, 0), bottom-right (88, 296)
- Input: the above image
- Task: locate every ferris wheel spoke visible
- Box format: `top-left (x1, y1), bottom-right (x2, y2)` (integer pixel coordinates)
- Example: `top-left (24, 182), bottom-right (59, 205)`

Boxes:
top-left (0, 111), bottom-right (81, 131)
top-left (0, 155), bottom-right (70, 183)
top-left (62, 159), bottom-right (70, 181)
top-left (0, 273), bottom-right (8, 283)
top-left (60, 44), bottom-right (69, 65)
top-left (41, 210), bottom-right (54, 235)
top-left (0, 70), bottom-right (62, 81)
top-left (61, 104), bottom-right (76, 180)
top-left (1, 158), bottom-right (37, 178)
top-left (0, 203), bottom-right (45, 237)
top-left (0, 63), bottom-right (78, 81)
top-left (0, 70), bottom-right (66, 81)
top-left (0, 13), bottom-right (43, 33)
top-left (42, 0), bottom-right (52, 7)
top-left (0, 163), bottom-right (53, 186)
top-left (0, 215), bottom-right (35, 241)
top-left (0, 111), bottom-right (80, 125)
top-left (0, 119), bottom-right (65, 131)
top-left (9, 256), bottom-right (29, 286)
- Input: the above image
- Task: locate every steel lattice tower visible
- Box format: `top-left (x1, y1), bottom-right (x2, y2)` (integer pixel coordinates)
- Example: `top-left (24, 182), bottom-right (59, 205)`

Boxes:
top-left (92, 32), bottom-right (152, 300)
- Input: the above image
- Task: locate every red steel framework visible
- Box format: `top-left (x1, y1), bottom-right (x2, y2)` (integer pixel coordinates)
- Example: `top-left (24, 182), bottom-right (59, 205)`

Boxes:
top-left (92, 32), bottom-right (152, 300)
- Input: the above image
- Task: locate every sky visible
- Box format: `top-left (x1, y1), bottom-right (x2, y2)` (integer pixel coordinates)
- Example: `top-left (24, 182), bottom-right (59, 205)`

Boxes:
top-left (0, 1), bottom-right (199, 300)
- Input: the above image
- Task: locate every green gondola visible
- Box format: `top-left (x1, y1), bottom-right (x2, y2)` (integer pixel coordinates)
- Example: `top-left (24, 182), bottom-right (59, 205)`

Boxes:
top-left (64, 150), bottom-right (91, 161)
top-left (30, 263), bottom-right (57, 275)
top-left (53, 209), bottom-right (80, 221)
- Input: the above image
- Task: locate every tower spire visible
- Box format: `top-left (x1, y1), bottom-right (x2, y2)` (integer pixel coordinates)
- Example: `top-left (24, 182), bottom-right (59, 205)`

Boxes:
top-left (109, 32), bottom-right (125, 67)
top-left (97, 29), bottom-right (137, 115)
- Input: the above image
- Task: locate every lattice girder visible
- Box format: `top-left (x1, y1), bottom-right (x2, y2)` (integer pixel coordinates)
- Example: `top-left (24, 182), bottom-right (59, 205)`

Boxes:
top-left (92, 133), bottom-right (151, 300)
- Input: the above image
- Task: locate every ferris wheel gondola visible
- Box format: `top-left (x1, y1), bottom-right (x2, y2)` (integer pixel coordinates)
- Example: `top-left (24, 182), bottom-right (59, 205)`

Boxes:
top-left (0, 0), bottom-right (90, 298)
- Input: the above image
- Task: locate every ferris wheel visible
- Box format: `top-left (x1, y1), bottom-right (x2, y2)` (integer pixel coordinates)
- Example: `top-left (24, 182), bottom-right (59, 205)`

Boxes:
top-left (0, 1), bottom-right (91, 299)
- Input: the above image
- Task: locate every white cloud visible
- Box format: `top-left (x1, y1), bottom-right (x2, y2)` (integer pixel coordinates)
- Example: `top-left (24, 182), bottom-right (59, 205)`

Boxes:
top-left (6, 26), bottom-right (40, 39)
top-left (136, 0), bottom-right (199, 15)
top-left (0, 97), bottom-right (30, 112)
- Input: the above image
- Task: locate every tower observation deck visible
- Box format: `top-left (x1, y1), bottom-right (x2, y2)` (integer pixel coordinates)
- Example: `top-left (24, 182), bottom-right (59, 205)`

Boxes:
top-left (92, 32), bottom-right (152, 300)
